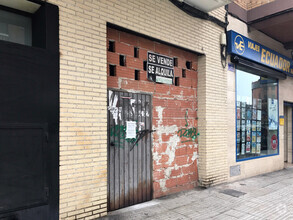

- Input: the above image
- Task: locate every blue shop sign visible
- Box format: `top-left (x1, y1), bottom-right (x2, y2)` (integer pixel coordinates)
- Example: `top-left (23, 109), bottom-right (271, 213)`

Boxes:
top-left (227, 30), bottom-right (293, 75)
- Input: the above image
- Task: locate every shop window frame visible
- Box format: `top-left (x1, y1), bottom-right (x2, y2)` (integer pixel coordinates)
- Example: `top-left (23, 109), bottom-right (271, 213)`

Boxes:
top-left (0, 1), bottom-right (57, 50)
top-left (235, 67), bottom-right (279, 162)
top-left (0, 0), bottom-right (59, 218)
top-left (0, 6), bottom-right (33, 46)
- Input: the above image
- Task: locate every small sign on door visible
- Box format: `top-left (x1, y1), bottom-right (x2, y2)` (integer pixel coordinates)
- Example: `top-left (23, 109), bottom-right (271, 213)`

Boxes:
top-left (126, 121), bottom-right (136, 139)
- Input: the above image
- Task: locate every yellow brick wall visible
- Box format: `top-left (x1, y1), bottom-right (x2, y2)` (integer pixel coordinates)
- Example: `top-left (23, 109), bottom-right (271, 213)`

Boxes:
top-left (233, 0), bottom-right (248, 9)
top-left (47, 0), bottom-right (227, 218)
top-left (234, 0), bottom-right (275, 10)
top-left (247, 0), bottom-right (275, 9)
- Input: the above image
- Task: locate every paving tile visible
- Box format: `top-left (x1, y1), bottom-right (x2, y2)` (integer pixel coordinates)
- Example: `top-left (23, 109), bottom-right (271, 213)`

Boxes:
top-left (185, 210), bottom-right (220, 219)
top-left (223, 209), bottom-right (247, 218)
top-left (103, 168), bottom-right (293, 220)
top-left (238, 214), bottom-right (262, 220)
top-left (146, 210), bottom-right (191, 220)
top-left (212, 214), bottom-right (238, 220)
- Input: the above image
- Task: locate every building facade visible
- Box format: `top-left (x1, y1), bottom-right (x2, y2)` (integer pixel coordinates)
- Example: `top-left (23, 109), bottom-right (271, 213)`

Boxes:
top-left (227, 0), bottom-right (293, 181)
top-left (0, 0), bottom-right (228, 219)
top-left (1, 0), bottom-right (292, 219)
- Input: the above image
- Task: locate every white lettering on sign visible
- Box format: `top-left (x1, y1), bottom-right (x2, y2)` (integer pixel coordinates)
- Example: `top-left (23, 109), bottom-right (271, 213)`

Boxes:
top-left (147, 51), bottom-right (174, 85)
top-left (156, 56), bottom-right (173, 67)
top-left (148, 54), bottom-right (156, 63)
top-left (148, 65), bottom-right (155, 74)
top-left (155, 66), bottom-right (173, 77)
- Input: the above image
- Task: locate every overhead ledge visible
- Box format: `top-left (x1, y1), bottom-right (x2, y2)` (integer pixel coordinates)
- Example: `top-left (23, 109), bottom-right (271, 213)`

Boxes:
top-left (0, 0), bottom-right (41, 13)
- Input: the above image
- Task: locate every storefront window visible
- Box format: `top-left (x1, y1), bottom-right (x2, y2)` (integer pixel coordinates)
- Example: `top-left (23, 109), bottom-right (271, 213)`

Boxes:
top-left (236, 69), bottom-right (279, 160)
top-left (0, 9), bottom-right (32, 46)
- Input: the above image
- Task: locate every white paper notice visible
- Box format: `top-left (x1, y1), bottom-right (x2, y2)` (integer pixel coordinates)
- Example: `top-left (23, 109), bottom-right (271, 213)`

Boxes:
top-left (126, 121), bottom-right (136, 139)
top-left (268, 98), bottom-right (278, 130)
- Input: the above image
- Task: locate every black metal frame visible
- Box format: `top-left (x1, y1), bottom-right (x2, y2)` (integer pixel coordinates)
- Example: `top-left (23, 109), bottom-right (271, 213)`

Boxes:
top-left (231, 55), bottom-right (287, 80)
top-left (0, 1), bottom-right (59, 219)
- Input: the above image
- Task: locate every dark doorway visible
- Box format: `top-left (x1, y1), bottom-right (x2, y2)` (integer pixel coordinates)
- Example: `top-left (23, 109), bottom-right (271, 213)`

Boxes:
top-left (107, 90), bottom-right (153, 211)
top-left (0, 2), bottom-right (59, 220)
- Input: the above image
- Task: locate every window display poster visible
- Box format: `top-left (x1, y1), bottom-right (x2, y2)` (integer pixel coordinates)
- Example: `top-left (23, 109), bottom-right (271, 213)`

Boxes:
top-left (246, 142), bottom-right (251, 153)
top-left (241, 143), bottom-right (245, 155)
top-left (257, 110), bottom-right (262, 120)
top-left (242, 102), bottom-right (246, 108)
top-left (257, 99), bottom-right (262, 109)
top-left (241, 132), bottom-right (245, 142)
top-left (241, 108), bottom-right (246, 119)
top-left (257, 131), bottom-right (261, 140)
top-left (252, 143), bottom-right (256, 153)
top-left (271, 134), bottom-right (278, 150)
top-left (253, 99), bottom-right (257, 109)
top-left (252, 109), bottom-right (257, 120)
top-left (246, 120), bottom-right (251, 129)
top-left (237, 132), bottom-right (240, 143)
top-left (252, 132), bottom-right (256, 142)
top-left (237, 108), bottom-right (241, 119)
top-left (237, 144), bottom-right (240, 155)
top-left (256, 143), bottom-right (261, 154)
top-left (247, 109), bottom-right (252, 120)
top-left (257, 121), bottom-right (261, 131)
top-left (237, 120), bottom-right (240, 131)
top-left (246, 129), bottom-right (251, 142)
top-left (252, 121), bottom-right (256, 131)
top-left (268, 98), bottom-right (278, 130)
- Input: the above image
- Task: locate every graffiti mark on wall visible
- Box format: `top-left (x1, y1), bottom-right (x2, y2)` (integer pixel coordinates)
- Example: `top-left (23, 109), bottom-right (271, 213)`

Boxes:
top-left (109, 125), bottom-right (137, 148)
top-left (177, 109), bottom-right (199, 143)
top-left (109, 124), bottom-right (154, 150)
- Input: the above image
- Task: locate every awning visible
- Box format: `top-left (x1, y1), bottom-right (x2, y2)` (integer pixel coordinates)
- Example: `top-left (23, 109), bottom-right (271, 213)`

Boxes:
top-left (231, 55), bottom-right (287, 80)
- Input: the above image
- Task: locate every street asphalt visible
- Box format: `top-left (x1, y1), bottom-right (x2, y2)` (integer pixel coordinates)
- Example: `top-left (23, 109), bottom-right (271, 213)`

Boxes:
top-left (101, 166), bottom-right (293, 219)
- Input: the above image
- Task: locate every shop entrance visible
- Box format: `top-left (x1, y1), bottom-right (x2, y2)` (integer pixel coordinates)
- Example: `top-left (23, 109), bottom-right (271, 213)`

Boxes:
top-left (107, 90), bottom-right (153, 211)
top-left (284, 103), bottom-right (293, 163)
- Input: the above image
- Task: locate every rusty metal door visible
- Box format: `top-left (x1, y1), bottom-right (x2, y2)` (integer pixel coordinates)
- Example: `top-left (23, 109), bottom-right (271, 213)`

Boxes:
top-left (107, 90), bottom-right (153, 211)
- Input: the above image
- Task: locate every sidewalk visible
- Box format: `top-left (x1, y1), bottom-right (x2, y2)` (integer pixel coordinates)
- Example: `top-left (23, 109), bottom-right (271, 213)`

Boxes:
top-left (101, 166), bottom-right (293, 219)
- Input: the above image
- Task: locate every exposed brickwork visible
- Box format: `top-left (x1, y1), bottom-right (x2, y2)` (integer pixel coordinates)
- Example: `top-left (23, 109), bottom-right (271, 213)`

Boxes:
top-left (43, 0), bottom-right (290, 217)
top-left (46, 0), bottom-right (226, 218)
top-left (107, 28), bottom-right (199, 198)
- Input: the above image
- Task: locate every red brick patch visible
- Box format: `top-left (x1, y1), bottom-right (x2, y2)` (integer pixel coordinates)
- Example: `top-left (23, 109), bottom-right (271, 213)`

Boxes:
top-left (107, 27), bottom-right (198, 198)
